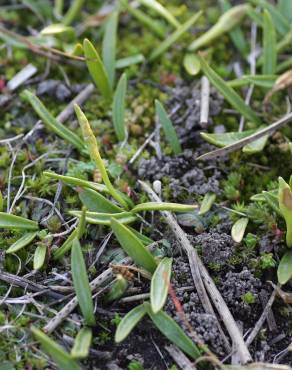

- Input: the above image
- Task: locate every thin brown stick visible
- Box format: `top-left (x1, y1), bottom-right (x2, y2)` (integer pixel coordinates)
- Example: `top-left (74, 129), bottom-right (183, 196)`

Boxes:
top-left (139, 180), bottom-right (252, 364)
top-left (165, 345), bottom-right (197, 370)
top-left (245, 288), bottom-right (277, 347)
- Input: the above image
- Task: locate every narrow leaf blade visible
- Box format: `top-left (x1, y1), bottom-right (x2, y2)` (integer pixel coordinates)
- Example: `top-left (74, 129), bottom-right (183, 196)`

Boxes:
top-left (277, 250), bottom-right (292, 284)
top-left (0, 213), bottom-right (39, 230)
top-left (112, 73), bottom-right (127, 141)
top-left (150, 257), bottom-right (172, 313)
top-left (6, 232), bottom-right (37, 254)
top-left (33, 245), bottom-right (47, 270)
top-left (231, 217), bottom-right (249, 243)
top-left (71, 327), bottom-right (92, 359)
top-left (102, 11), bottom-right (118, 88)
top-left (115, 304), bottom-right (146, 342)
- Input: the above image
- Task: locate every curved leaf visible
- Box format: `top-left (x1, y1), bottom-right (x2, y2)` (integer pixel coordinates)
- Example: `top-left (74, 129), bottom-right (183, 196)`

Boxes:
top-left (31, 327), bottom-right (82, 370)
top-left (102, 11), bottom-right (118, 87)
top-left (144, 303), bottom-right (200, 359)
top-left (0, 213), bottom-right (39, 230)
top-left (33, 245), bottom-right (47, 270)
top-left (111, 218), bottom-right (157, 273)
top-left (113, 73), bottom-right (127, 141)
top-left (53, 229), bottom-right (78, 260)
top-left (6, 232), bottom-right (37, 254)
top-left (115, 304), bottom-right (146, 342)
top-left (231, 217), bottom-right (249, 243)
top-left (201, 130), bottom-right (256, 148)
top-left (71, 238), bottom-right (95, 326)
top-left (78, 187), bottom-right (122, 213)
top-left (155, 100), bottom-right (181, 155)
top-left (199, 192), bottom-right (216, 215)
top-left (131, 202), bottom-right (196, 213)
top-left (150, 257), bottom-right (172, 313)
top-left (277, 250), bottom-right (292, 284)
top-left (183, 53), bottom-right (201, 76)
top-left (71, 327), bottom-right (92, 359)
top-left (83, 39), bottom-right (112, 100)
top-left (22, 90), bottom-right (84, 151)
top-left (70, 210), bottom-right (137, 225)
top-left (137, 0), bottom-right (180, 28)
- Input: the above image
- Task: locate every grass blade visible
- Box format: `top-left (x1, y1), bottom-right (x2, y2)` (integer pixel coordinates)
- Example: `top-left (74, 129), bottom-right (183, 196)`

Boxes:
top-left (278, 0), bottom-right (292, 23)
top-left (249, 0), bottom-right (289, 36)
top-left (131, 202), bottom-right (196, 213)
top-left (111, 218), bottom-right (157, 273)
top-left (31, 327), bottom-right (82, 370)
top-left (219, 0), bottom-right (248, 56)
top-left (62, 0), bottom-right (85, 26)
top-left (115, 304), bottom-right (146, 342)
top-left (155, 100), bottom-right (181, 154)
top-left (0, 213), bottom-right (38, 230)
top-left (262, 10), bottom-right (277, 75)
top-left (150, 257), bottom-right (172, 313)
top-left (71, 327), bottom-right (92, 359)
top-left (33, 244), bottom-right (47, 270)
top-left (188, 5), bottom-right (248, 52)
top-left (127, 227), bottom-right (154, 246)
top-left (70, 210), bottom-right (137, 225)
top-left (198, 55), bottom-right (261, 125)
top-left (149, 11), bottom-right (202, 62)
top-left (6, 232), bottom-right (37, 254)
top-left (277, 250), bottom-right (292, 284)
top-left (228, 75), bottom-right (277, 89)
top-left (199, 193), bottom-right (216, 215)
top-left (120, 0), bottom-right (165, 38)
top-left (78, 187), bottom-right (122, 213)
top-left (102, 11), bottom-right (118, 88)
top-left (137, 0), bottom-right (180, 28)
top-left (144, 303), bottom-right (201, 359)
top-left (74, 104), bottom-right (129, 209)
top-left (116, 54), bottom-right (145, 69)
top-left (201, 130), bottom-right (256, 147)
top-left (231, 217), bottom-right (249, 243)
top-left (113, 73), bottom-right (127, 141)
top-left (83, 38), bottom-right (112, 101)
top-left (22, 90), bottom-right (85, 151)
top-left (53, 229), bottom-right (78, 260)
top-left (71, 238), bottom-right (95, 326)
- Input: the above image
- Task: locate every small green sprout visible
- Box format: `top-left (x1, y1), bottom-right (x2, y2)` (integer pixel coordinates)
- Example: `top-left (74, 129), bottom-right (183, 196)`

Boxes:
top-left (278, 177), bottom-right (292, 247)
top-left (242, 292), bottom-right (255, 305)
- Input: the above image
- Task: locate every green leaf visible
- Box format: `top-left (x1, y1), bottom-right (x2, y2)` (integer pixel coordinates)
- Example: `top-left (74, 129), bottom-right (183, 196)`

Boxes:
top-left (228, 75), bottom-right (277, 89)
top-left (0, 213), bottom-right (39, 230)
top-left (71, 327), bottom-right (92, 359)
top-left (70, 210), bottom-right (137, 225)
top-left (277, 250), bottom-right (292, 284)
top-left (278, 0), bottom-right (292, 23)
top-left (78, 187), bottom-right (122, 213)
top-left (83, 39), bottom-right (112, 101)
top-left (150, 257), bottom-right (172, 313)
top-left (219, 0), bottom-right (248, 56)
top-left (62, 0), bottom-right (85, 26)
top-left (0, 191), bottom-right (3, 212)
top-left (278, 177), bottom-right (292, 247)
top-left (40, 24), bottom-right (74, 37)
top-left (198, 56), bottom-right (261, 125)
top-left (262, 191), bottom-right (281, 216)
top-left (6, 232), bottom-right (38, 254)
top-left (105, 274), bottom-right (128, 302)
top-left (71, 238), bottom-right (95, 326)
top-left (111, 218), bottom-right (157, 273)
top-left (120, 0), bottom-right (165, 38)
top-left (115, 304), bottom-right (146, 342)
top-left (188, 5), bottom-right (249, 51)
top-left (242, 134), bottom-right (269, 154)
top-left (112, 73), bottom-right (127, 141)
top-left (131, 202), bottom-right (196, 213)
top-left (33, 245), bottom-right (47, 270)
top-left (249, 0), bottom-right (290, 36)
top-left (155, 100), bottom-right (181, 154)
top-left (53, 229), bottom-right (78, 260)
top-left (183, 53), bottom-right (201, 76)
top-left (116, 54), bottom-right (145, 69)
top-left (231, 217), bottom-right (249, 243)
top-left (75, 104), bottom-right (129, 209)
top-left (199, 192), bottom-right (216, 215)
top-left (149, 11), bottom-right (202, 61)
top-left (22, 90), bottom-right (84, 151)
top-left (201, 129), bottom-right (256, 147)
top-left (262, 10), bottom-right (277, 75)
top-left (31, 327), bottom-right (82, 370)
top-left (144, 303), bottom-right (200, 359)
top-left (127, 227), bottom-right (154, 246)
top-left (77, 206), bottom-right (87, 239)
top-left (102, 11), bottom-right (118, 88)
top-left (137, 0), bottom-right (180, 28)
